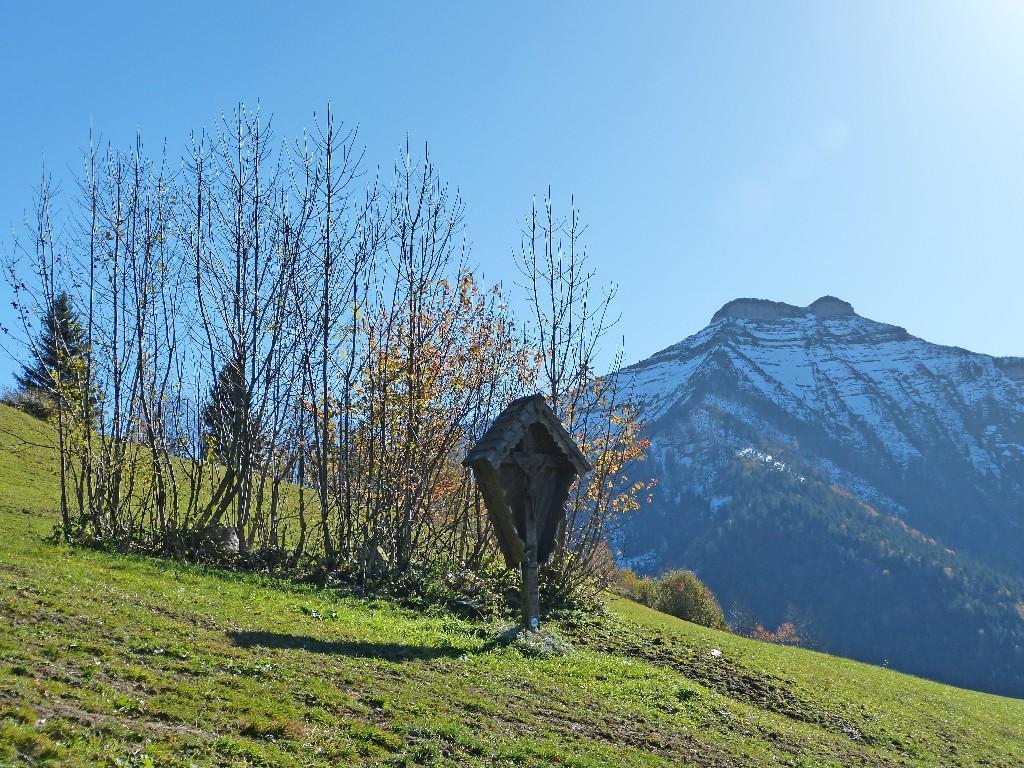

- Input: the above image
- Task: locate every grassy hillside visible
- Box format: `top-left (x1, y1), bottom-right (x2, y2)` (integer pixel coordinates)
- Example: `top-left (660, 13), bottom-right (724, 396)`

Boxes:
top-left (0, 404), bottom-right (1022, 767)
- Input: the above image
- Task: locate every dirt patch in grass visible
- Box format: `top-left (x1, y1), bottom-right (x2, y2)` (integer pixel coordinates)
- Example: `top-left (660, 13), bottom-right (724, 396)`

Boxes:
top-left (563, 613), bottom-right (888, 753)
top-left (13, 697), bottom-right (217, 743)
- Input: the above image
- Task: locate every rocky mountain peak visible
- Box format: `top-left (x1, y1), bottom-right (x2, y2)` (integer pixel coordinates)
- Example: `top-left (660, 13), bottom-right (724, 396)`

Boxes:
top-left (711, 295), bottom-right (857, 323)
top-left (807, 295), bottom-right (857, 318)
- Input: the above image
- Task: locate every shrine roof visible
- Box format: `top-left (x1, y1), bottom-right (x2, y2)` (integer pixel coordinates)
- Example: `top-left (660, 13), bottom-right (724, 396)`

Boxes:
top-left (463, 394), bottom-right (592, 475)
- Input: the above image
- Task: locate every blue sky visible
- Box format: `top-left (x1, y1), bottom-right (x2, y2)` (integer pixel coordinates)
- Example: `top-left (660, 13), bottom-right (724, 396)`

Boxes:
top-left (2, 1), bottom-right (1023, 385)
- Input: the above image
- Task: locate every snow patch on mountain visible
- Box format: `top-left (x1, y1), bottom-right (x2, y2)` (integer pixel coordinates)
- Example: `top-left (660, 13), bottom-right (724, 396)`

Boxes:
top-left (736, 447), bottom-right (804, 481)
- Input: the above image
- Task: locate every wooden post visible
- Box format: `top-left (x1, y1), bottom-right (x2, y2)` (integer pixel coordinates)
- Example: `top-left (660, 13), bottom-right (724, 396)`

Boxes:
top-left (521, 496), bottom-right (540, 630)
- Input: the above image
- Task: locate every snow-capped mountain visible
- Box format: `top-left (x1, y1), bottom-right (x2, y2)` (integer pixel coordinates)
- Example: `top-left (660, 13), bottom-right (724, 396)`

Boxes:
top-left (617, 295), bottom-right (1024, 576)
top-left (613, 296), bottom-right (1024, 695)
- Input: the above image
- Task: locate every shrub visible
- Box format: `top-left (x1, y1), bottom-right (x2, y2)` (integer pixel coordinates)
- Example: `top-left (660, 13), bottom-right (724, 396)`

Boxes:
top-left (751, 622), bottom-right (802, 646)
top-left (613, 567), bottom-right (726, 630)
top-left (612, 568), bottom-right (659, 607)
top-left (652, 569), bottom-right (727, 630)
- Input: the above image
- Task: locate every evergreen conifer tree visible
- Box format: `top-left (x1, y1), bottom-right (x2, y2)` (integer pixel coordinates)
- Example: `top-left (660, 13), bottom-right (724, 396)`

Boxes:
top-left (15, 292), bottom-right (95, 420)
top-left (201, 353), bottom-right (253, 467)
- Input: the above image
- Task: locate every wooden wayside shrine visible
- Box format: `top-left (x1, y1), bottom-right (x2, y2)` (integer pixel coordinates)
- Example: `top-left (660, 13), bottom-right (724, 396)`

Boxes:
top-left (463, 394), bottom-right (592, 629)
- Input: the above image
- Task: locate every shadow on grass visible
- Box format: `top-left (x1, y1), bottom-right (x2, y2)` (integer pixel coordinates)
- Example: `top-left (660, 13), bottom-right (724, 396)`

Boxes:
top-left (228, 630), bottom-right (480, 661)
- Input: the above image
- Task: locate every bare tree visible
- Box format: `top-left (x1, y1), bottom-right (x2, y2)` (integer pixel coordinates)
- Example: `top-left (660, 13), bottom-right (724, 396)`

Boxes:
top-left (515, 191), bottom-right (652, 602)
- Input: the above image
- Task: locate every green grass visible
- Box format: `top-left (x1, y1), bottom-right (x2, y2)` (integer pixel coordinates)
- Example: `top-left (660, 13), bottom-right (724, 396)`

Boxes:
top-left (0, 403), bottom-right (1021, 767)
